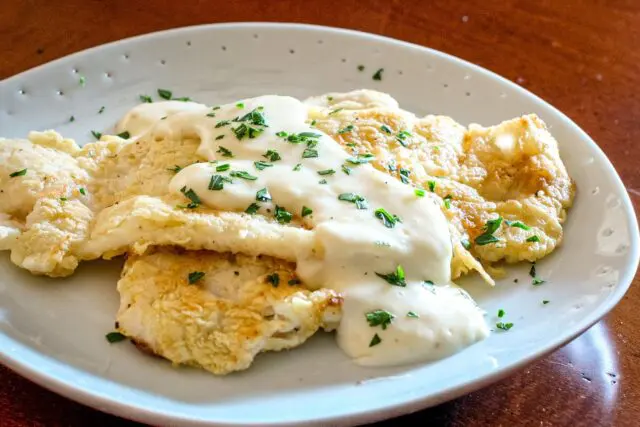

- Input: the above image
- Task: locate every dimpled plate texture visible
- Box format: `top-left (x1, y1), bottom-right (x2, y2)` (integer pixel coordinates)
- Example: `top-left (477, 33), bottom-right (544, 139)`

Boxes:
top-left (0, 23), bottom-right (638, 427)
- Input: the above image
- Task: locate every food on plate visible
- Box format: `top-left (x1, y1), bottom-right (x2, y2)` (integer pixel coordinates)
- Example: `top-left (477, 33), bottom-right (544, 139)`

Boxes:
top-left (117, 249), bottom-right (341, 375)
top-left (0, 89), bottom-right (575, 373)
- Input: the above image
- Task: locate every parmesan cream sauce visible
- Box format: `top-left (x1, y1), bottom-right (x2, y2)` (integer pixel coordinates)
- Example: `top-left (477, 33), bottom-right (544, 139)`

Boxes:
top-left (116, 95), bottom-right (489, 366)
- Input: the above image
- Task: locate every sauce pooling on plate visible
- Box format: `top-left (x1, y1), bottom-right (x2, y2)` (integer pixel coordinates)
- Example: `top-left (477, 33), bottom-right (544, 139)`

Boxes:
top-left (117, 95), bottom-right (489, 366)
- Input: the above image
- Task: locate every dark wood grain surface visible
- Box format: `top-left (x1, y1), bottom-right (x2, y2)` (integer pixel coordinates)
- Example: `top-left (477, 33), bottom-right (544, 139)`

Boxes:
top-left (1, 1), bottom-right (639, 426)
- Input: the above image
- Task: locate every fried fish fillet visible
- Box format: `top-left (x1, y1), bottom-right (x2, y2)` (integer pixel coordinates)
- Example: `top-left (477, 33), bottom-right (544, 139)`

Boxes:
top-left (0, 90), bottom-right (574, 281)
top-left (116, 249), bottom-right (342, 375)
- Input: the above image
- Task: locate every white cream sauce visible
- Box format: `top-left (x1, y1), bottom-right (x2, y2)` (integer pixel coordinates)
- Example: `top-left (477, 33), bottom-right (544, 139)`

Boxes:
top-left (117, 95), bottom-right (489, 366)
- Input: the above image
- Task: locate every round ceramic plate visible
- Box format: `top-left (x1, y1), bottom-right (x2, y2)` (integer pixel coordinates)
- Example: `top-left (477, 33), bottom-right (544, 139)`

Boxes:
top-left (0, 23), bottom-right (637, 427)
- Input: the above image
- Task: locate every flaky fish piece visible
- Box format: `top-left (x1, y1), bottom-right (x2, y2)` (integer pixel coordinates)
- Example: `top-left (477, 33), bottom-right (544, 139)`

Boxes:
top-left (307, 90), bottom-right (575, 273)
top-left (116, 249), bottom-right (342, 375)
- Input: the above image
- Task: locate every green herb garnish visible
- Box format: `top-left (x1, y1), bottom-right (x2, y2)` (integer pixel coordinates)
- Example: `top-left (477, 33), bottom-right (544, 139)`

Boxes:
top-left (407, 311), bottom-right (419, 318)
top-left (216, 163), bottom-right (230, 172)
top-left (302, 148), bottom-right (318, 158)
top-left (69, 116), bottom-right (75, 122)
top-left (188, 271), bottom-right (205, 284)
top-left (252, 161), bottom-right (272, 171)
top-left (105, 332), bottom-right (127, 343)
top-left (369, 333), bottom-right (382, 347)
top-left (461, 239), bottom-right (471, 249)
top-left (79, 75), bottom-right (86, 87)
top-left (274, 205), bottom-right (292, 224)
top-left (245, 203), bottom-right (260, 214)
top-left (358, 65), bottom-right (365, 71)
top-left (236, 102), bottom-right (245, 109)
top-left (266, 273), bottom-right (279, 287)
top-left (208, 175), bottom-right (226, 191)
top-left (346, 153), bottom-right (375, 164)
top-left (372, 68), bottom-right (384, 80)
top-left (179, 186), bottom-right (201, 208)
top-left (217, 146), bottom-right (233, 157)
top-left (338, 193), bottom-right (368, 209)
top-left (505, 220), bottom-right (530, 230)
top-left (293, 163), bottom-right (302, 171)
top-left (256, 188), bottom-right (271, 202)
top-left (139, 95), bottom-right (153, 103)
top-left (543, 300), bottom-right (550, 305)
top-left (263, 149), bottom-right (281, 162)
top-left (157, 88), bottom-right (172, 100)
top-left (168, 165), bottom-right (183, 173)
top-left (380, 124), bottom-right (392, 134)
top-left (498, 309), bottom-right (505, 318)
top-left (375, 265), bottom-right (406, 287)
top-left (301, 206), bottom-right (313, 217)
top-left (328, 108), bottom-right (344, 115)
top-left (414, 188), bottom-right (425, 197)
top-left (341, 165), bottom-right (352, 175)
top-left (532, 277), bottom-right (545, 286)
top-left (117, 131), bottom-right (130, 139)
top-left (9, 169), bottom-right (27, 178)
top-left (230, 170), bottom-right (257, 180)
top-left (366, 310), bottom-right (395, 329)
top-left (338, 124), bottom-right (354, 134)
top-left (496, 322), bottom-right (514, 331)
top-left (375, 208), bottom-right (401, 228)
top-left (215, 120), bottom-right (231, 128)
top-left (317, 169), bottom-right (335, 176)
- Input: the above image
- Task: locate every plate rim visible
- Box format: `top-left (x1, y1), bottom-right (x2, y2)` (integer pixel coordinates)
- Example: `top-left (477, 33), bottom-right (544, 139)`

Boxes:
top-left (1, 21), bottom-right (638, 427)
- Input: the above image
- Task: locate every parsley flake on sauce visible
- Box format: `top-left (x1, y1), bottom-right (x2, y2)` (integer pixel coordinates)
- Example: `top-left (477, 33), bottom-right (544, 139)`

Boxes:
top-left (443, 194), bottom-right (453, 209)
top-left (369, 333), bottom-right (382, 347)
top-left (372, 68), bottom-right (384, 81)
top-left (407, 311), bottom-right (420, 318)
top-left (341, 165), bottom-right (352, 175)
top-left (338, 193), bottom-right (369, 209)
top-left (9, 169), bottom-right (27, 178)
top-left (78, 187), bottom-right (86, 196)
top-left (98, 106), bottom-right (105, 114)
top-left (230, 170), bottom-right (257, 180)
top-left (542, 300), bottom-right (550, 305)
top-left (69, 116), bottom-right (75, 122)
top-left (375, 265), bottom-right (407, 287)
top-left (399, 168), bottom-right (411, 184)
top-left (256, 188), bottom-right (271, 202)
top-left (105, 332), bottom-right (127, 343)
top-left (358, 65), bottom-right (365, 72)
top-left (366, 310), bottom-right (395, 329)
top-left (254, 161), bottom-right (273, 171)
top-left (293, 163), bottom-right (302, 171)
top-left (346, 153), bottom-right (375, 165)
top-left (208, 175), bottom-right (226, 191)
top-left (79, 75), bottom-right (86, 87)
top-left (263, 149), bottom-right (281, 162)
top-left (217, 146), bottom-right (233, 157)
top-left (317, 169), bottom-right (336, 176)
top-left (302, 148), bottom-right (318, 158)
top-left (375, 208), bottom-right (401, 228)
top-left (139, 94), bottom-right (153, 103)
top-left (168, 165), bottom-right (183, 173)
top-left (496, 322), bottom-right (514, 331)
top-left (497, 309), bottom-right (505, 318)
top-left (461, 239), bottom-right (471, 249)
top-left (318, 179), bottom-right (328, 184)
top-left (178, 186), bottom-right (201, 208)
top-left (188, 271), bottom-right (205, 284)
top-left (215, 120), bottom-right (231, 128)
top-left (301, 206), bottom-right (313, 217)
top-left (215, 163), bottom-right (230, 172)
top-left (245, 203), bottom-right (260, 214)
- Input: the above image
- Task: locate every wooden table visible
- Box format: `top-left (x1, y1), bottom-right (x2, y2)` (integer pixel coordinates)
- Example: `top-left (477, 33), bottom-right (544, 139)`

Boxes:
top-left (1, 1), bottom-right (639, 425)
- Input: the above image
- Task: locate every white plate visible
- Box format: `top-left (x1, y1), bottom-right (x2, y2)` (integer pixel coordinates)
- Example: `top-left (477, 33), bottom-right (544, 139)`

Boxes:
top-left (0, 23), bottom-right (638, 427)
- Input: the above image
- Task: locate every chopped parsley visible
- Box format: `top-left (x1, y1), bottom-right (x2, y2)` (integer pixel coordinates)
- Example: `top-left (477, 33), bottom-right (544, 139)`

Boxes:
top-left (542, 300), bottom-right (550, 305)
top-left (91, 130), bottom-right (102, 140)
top-left (346, 153), bottom-right (375, 165)
top-left (230, 170), bottom-right (257, 180)
top-left (206, 112), bottom-right (216, 117)
top-left (428, 180), bottom-right (436, 192)
top-left (215, 163), bottom-right (230, 172)
top-left (375, 208), bottom-right (401, 228)
top-left (338, 193), bottom-right (369, 209)
top-left (266, 273), bottom-right (280, 287)
top-left (372, 68), bottom-right (384, 81)
top-left (369, 333), bottom-right (382, 347)
top-left (9, 169), bottom-right (27, 178)
top-left (98, 106), bottom-right (105, 114)
top-left (358, 65), bottom-right (365, 71)
top-left (341, 165), bottom-right (352, 175)
top-left (236, 102), bottom-right (245, 109)
top-left (338, 124), bottom-right (354, 134)
top-left (231, 108), bottom-right (268, 140)
top-left (395, 130), bottom-right (412, 147)
top-left (117, 131), bottom-right (130, 139)
top-left (302, 148), bottom-right (318, 158)
top-left (245, 203), bottom-right (260, 214)
top-left (188, 271), bottom-right (205, 284)
top-left (157, 88), bottom-right (172, 100)
top-left (178, 186), bottom-right (201, 208)
top-left (310, 119), bottom-right (317, 126)
top-left (407, 311), bottom-right (420, 318)
top-left (496, 322), bottom-right (514, 331)
top-left (530, 263), bottom-right (545, 285)
top-left (168, 165), bottom-right (183, 173)
top-left (293, 163), bottom-right (302, 171)
top-left (317, 169), bottom-right (335, 176)
top-left (497, 309), bottom-right (505, 318)
top-left (105, 332), bottom-right (127, 343)
top-left (208, 175), bottom-right (226, 191)
top-left (505, 220), bottom-right (530, 230)
top-left (263, 149), bottom-right (281, 162)
top-left (217, 146), bottom-right (233, 157)
top-left (256, 188), bottom-right (271, 202)
top-left (399, 168), bottom-right (411, 184)
top-left (328, 108), bottom-right (344, 115)
top-left (414, 188), bottom-right (425, 197)
top-left (380, 124), bottom-right (392, 134)
top-left (301, 206), bottom-right (313, 217)
top-left (79, 75), bottom-right (86, 87)
top-left (215, 135), bottom-right (224, 140)
top-left (532, 277), bottom-right (545, 286)
top-left (443, 194), bottom-right (453, 209)
top-left (215, 120), bottom-right (231, 128)
top-left (278, 131), bottom-right (322, 144)
top-left (254, 161), bottom-right (273, 170)
top-left (529, 264), bottom-right (537, 277)
top-left (527, 235), bottom-right (541, 242)
top-left (69, 116), bottom-right (75, 122)
top-left (78, 187), bottom-right (86, 195)
top-left (474, 216), bottom-right (503, 246)
top-left (273, 205), bottom-right (293, 224)
top-left (366, 309), bottom-right (395, 329)
top-left (139, 94), bottom-right (153, 103)
top-left (375, 265), bottom-right (407, 287)
top-left (318, 179), bottom-right (328, 184)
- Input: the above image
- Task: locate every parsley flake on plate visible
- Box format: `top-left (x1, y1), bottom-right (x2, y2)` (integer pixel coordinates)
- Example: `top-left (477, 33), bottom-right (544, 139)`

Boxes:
top-left (105, 332), bottom-right (127, 343)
